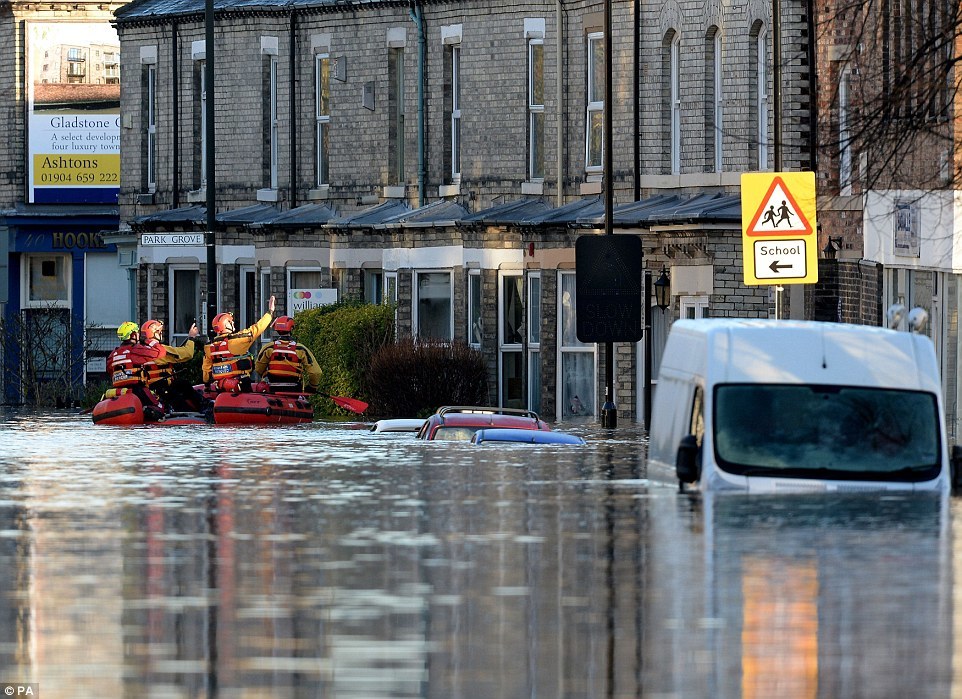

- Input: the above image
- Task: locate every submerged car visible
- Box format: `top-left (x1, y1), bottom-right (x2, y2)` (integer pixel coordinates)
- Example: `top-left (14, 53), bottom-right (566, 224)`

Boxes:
top-left (416, 406), bottom-right (553, 441)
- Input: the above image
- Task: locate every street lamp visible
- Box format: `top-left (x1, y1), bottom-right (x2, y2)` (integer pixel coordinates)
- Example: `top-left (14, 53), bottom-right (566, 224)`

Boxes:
top-left (653, 267), bottom-right (671, 310)
top-left (822, 236), bottom-right (843, 260)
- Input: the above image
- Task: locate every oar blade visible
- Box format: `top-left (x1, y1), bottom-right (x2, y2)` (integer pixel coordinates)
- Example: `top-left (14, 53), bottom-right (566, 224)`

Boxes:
top-left (329, 395), bottom-right (368, 414)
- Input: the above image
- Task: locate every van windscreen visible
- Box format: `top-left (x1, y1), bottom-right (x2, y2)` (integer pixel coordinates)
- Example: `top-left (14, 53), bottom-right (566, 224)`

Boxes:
top-left (713, 384), bottom-right (941, 481)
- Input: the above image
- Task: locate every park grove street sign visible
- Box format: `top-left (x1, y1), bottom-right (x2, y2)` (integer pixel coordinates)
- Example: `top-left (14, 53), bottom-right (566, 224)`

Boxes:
top-left (140, 233), bottom-right (205, 246)
top-left (740, 171), bottom-right (818, 286)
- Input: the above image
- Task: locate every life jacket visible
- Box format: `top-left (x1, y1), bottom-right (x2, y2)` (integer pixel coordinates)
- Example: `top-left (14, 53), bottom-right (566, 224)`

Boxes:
top-left (266, 339), bottom-right (302, 381)
top-left (107, 344), bottom-right (150, 388)
top-left (208, 335), bottom-right (254, 381)
top-left (141, 338), bottom-right (174, 386)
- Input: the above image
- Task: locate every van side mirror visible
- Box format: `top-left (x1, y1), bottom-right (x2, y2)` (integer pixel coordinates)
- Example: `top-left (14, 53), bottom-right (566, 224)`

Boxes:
top-left (951, 445), bottom-right (962, 492)
top-left (676, 435), bottom-right (701, 491)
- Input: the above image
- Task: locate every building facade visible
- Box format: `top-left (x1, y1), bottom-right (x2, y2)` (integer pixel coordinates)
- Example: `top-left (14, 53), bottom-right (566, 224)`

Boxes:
top-left (112, 0), bottom-right (816, 422)
top-left (0, 1), bottom-right (125, 405)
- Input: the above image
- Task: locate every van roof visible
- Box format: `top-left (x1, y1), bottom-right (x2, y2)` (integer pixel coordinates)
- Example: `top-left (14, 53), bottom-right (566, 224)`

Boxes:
top-left (660, 318), bottom-right (940, 393)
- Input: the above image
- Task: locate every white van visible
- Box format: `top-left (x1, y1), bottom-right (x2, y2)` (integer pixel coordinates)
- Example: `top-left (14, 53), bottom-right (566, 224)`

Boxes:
top-left (648, 318), bottom-right (955, 493)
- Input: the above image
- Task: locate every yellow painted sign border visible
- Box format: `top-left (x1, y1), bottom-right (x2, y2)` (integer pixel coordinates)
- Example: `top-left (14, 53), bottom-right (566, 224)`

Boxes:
top-left (741, 171), bottom-right (818, 286)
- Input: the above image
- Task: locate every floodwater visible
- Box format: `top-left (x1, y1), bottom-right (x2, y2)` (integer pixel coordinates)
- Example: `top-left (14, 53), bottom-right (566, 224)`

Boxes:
top-left (0, 411), bottom-right (958, 698)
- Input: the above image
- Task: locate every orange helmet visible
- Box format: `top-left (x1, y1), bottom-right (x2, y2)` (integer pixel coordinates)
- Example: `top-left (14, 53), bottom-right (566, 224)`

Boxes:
top-left (212, 312), bottom-right (235, 335)
top-left (141, 319), bottom-right (163, 342)
top-left (273, 316), bottom-right (294, 334)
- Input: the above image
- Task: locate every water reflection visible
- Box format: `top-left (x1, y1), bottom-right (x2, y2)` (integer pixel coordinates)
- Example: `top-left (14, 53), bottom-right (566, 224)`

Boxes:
top-left (0, 412), bottom-right (955, 698)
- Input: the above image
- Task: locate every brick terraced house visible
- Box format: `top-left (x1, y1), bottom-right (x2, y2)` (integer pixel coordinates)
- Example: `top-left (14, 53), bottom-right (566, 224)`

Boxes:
top-left (111, 0), bottom-right (819, 422)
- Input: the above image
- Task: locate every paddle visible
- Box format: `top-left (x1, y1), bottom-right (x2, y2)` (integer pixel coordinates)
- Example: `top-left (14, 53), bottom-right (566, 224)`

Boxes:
top-left (326, 394), bottom-right (369, 414)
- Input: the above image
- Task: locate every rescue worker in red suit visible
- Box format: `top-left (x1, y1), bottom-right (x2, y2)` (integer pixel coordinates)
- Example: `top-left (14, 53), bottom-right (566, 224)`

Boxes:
top-left (106, 321), bottom-right (166, 421)
top-left (140, 319), bottom-right (207, 412)
top-left (254, 315), bottom-right (322, 393)
top-left (202, 295), bottom-right (276, 392)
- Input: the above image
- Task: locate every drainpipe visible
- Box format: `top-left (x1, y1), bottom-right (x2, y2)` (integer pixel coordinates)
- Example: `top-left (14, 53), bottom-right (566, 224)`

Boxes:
top-left (633, 0), bottom-right (640, 201)
top-left (290, 9), bottom-right (298, 208)
top-left (556, 0), bottom-right (563, 205)
top-left (410, 1), bottom-right (426, 206)
top-left (172, 19), bottom-right (179, 207)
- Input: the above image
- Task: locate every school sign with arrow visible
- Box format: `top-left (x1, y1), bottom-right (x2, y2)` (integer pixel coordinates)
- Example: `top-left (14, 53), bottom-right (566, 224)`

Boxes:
top-left (740, 171), bottom-right (818, 285)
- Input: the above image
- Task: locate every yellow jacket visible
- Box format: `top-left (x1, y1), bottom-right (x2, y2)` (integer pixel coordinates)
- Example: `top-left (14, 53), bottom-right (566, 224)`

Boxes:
top-left (255, 339), bottom-right (323, 391)
top-left (202, 312), bottom-right (272, 382)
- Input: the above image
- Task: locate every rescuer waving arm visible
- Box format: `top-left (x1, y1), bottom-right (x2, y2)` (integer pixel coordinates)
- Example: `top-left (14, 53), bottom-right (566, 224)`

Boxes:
top-left (203, 295), bottom-right (276, 392)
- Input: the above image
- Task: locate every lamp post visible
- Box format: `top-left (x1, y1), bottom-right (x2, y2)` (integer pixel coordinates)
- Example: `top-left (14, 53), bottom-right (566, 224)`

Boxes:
top-left (600, 0), bottom-right (617, 429)
top-left (204, 0), bottom-right (217, 334)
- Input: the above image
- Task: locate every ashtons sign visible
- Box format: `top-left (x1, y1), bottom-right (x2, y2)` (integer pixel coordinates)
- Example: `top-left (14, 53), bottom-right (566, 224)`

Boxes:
top-left (140, 233), bottom-right (205, 246)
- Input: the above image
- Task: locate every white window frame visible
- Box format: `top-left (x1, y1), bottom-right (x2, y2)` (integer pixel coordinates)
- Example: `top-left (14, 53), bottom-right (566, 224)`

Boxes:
top-left (384, 271), bottom-right (399, 328)
top-left (527, 272), bottom-right (542, 413)
top-left (200, 62), bottom-right (207, 186)
top-left (557, 271), bottom-right (597, 418)
top-left (713, 32), bottom-right (723, 173)
top-left (499, 271), bottom-right (524, 408)
top-left (414, 270), bottom-right (454, 342)
top-left (528, 37), bottom-right (545, 181)
top-left (287, 267), bottom-right (324, 295)
top-left (757, 29), bottom-right (769, 170)
top-left (839, 67), bottom-right (852, 196)
top-left (315, 52), bottom-right (331, 187)
top-left (680, 295), bottom-right (709, 319)
top-left (146, 64), bottom-right (157, 192)
top-left (670, 34), bottom-right (681, 175)
top-left (167, 265), bottom-right (200, 346)
top-left (239, 265), bottom-right (256, 329)
top-left (390, 46), bottom-right (405, 185)
top-left (269, 55), bottom-right (279, 190)
top-left (22, 254), bottom-right (71, 309)
top-left (586, 31), bottom-right (604, 174)
top-left (451, 45), bottom-right (462, 183)
top-left (468, 269), bottom-right (482, 348)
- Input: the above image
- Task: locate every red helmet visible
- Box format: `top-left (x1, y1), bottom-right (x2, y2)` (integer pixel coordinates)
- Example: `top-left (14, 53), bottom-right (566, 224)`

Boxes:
top-left (212, 312), bottom-right (234, 335)
top-left (273, 315), bottom-right (294, 334)
top-left (141, 319), bottom-right (164, 342)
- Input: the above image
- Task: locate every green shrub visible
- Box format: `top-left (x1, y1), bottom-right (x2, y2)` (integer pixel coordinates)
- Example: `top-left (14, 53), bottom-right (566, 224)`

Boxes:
top-left (294, 302), bottom-right (395, 414)
top-left (365, 337), bottom-right (488, 417)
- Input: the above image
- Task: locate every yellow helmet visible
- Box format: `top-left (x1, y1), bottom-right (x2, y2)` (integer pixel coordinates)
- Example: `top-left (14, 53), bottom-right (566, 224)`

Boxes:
top-left (117, 321), bottom-right (139, 341)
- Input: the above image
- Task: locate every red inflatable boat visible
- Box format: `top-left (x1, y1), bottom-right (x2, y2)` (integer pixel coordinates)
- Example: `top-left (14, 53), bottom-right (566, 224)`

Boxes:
top-left (210, 391), bottom-right (314, 425)
top-left (91, 391), bottom-right (208, 426)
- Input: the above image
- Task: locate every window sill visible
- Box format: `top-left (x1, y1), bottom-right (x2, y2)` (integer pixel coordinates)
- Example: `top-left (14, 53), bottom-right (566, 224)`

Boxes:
top-left (580, 181), bottom-right (602, 195)
top-left (256, 188), bottom-right (279, 202)
top-left (383, 185), bottom-right (406, 199)
top-left (438, 184), bottom-right (461, 198)
top-left (521, 181), bottom-right (544, 195)
top-left (307, 186), bottom-right (330, 201)
top-left (186, 188), bottom-right (206, 203)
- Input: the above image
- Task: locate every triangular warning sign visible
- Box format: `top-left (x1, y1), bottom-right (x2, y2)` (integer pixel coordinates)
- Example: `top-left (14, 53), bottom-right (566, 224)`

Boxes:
top-left (745, 176), bottom-right (814, 237)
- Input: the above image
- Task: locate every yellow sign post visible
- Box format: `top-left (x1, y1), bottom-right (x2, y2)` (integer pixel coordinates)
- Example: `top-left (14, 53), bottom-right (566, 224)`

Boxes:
top-left (741, 171), bottom-right (818, 286)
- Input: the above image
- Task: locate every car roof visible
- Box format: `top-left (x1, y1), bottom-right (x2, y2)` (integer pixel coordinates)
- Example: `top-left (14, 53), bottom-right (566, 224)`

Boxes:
top-left (427, 406), bottom-right (550, 431)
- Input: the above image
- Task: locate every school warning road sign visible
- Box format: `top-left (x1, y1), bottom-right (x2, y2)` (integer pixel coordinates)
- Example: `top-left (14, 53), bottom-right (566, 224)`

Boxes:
top-left (741, 171), bottom-right (818, 285)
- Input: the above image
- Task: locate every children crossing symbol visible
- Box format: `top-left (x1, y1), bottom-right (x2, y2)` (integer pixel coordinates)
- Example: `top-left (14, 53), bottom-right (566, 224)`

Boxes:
top-left (745, 176), bottom-right (814, 236)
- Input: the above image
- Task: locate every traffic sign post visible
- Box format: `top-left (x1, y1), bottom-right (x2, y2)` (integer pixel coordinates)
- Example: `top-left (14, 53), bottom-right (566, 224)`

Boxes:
top-left (741, 171), bottom-right (818, 286)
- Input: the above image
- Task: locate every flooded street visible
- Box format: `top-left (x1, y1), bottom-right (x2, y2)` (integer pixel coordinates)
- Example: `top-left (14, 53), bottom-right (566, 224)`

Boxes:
top-left (0, 411), bottom-right (958, 698)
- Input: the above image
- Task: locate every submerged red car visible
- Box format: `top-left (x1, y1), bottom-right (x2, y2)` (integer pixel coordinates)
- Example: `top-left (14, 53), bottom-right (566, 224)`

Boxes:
top-left (416, 406), bottom-right (553, 441)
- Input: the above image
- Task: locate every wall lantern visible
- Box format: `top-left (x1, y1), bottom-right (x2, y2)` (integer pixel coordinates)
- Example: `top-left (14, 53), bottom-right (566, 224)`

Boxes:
top-left (653, 267), bottom-right (671, 310)
top-left (823, 236), bottom-right (843, 260)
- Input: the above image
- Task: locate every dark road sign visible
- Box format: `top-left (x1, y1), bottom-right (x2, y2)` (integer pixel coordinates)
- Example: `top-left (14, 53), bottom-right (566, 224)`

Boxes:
top-left (575, 235), bottom-right (643, 343)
